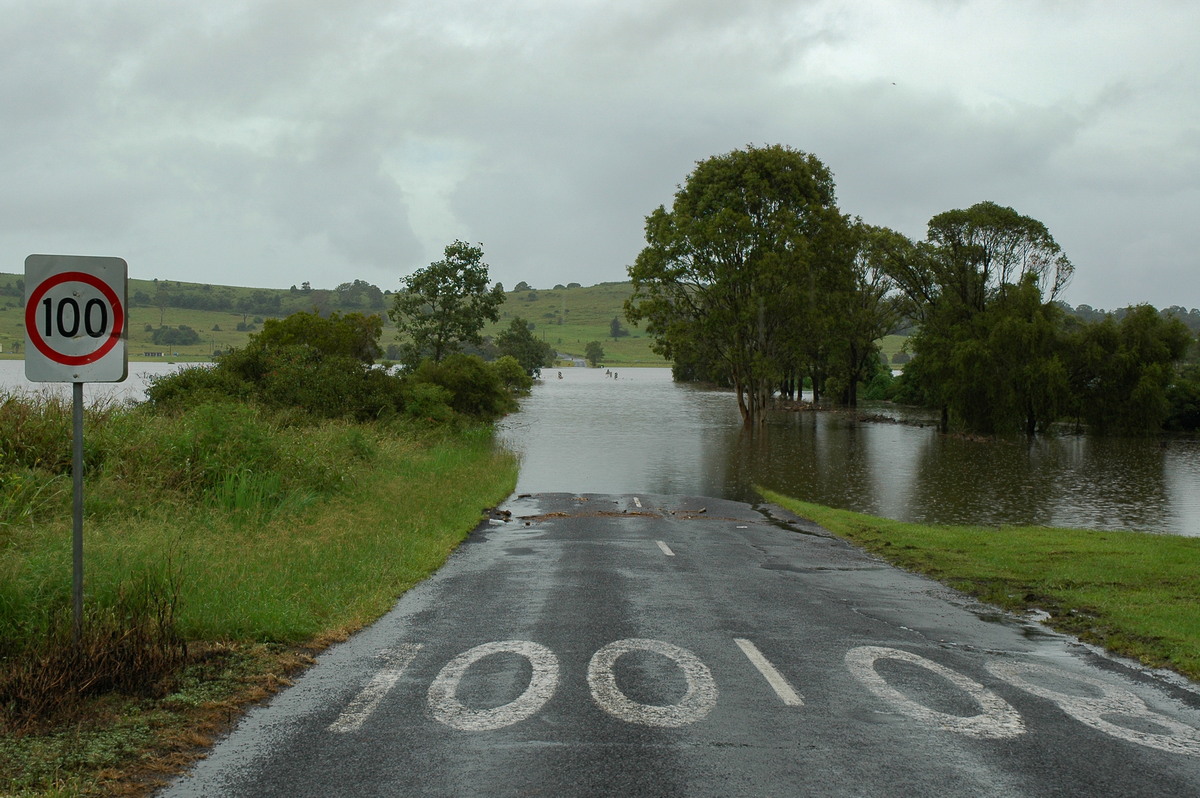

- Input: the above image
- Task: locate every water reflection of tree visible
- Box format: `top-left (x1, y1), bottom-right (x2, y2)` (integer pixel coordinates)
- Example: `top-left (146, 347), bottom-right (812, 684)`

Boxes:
top-left (904, 432), bottom-right (1172, 532)
top-left (722, 413), bottom-right (881, 512)
top-left (721, 406), bottom-right (1181, 534)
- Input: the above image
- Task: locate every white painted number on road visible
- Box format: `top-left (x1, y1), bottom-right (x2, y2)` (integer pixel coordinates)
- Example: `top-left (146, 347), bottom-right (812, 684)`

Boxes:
top-left (329, 644), bottom-right (423, 733)
top-left (588, 638), bottom-right (718, 728)
top-left (845, 646), bottom-right (1025, 739)
top-left (327, 640), bottom-right (1200, 753)
top-left (987, 660), bottom-right (1200, 756)
top-left (428, 640), bottom-right (560, 731)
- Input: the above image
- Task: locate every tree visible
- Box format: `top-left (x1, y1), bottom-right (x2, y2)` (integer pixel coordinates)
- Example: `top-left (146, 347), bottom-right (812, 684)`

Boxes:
top-left (890, 202), bottom-right (1076, 433)
top-left (390, 241), bottom-right (506, 366)
top-left (1065, 305), bottom-right (1192, 434)
top-left (496, 316), bottom-right (555, 377)
top-left (626, 144), bottom-right (847, 425)
top-left (923, 201), bottom-right (1074, 313)
top-left (609, 316), bottom-right (630, 340)
top-left (822, 222), bottom-right (908, 407)
top-left (154, 285), bottom-right (170, 326)
top-left (584, 341), bottom-right (605, 367)
top-left (944, 275), bottom-right (1071, 435)
top-left (253, 310), bottom-right (383, 363)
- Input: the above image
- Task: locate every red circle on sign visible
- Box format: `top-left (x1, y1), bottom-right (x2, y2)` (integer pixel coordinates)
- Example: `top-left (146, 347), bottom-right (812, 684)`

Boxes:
top-left (25, 271), bottom-right (125, 366)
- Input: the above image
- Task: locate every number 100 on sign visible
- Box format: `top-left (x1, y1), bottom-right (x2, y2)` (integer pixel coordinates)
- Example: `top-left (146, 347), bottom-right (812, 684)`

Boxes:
top-left (25, 254), bottom-right (128, 383)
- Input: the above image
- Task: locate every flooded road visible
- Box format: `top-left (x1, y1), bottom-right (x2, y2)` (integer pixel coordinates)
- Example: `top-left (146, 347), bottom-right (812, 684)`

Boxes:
top-left (5, 358), bottom-right (1197, 535)
top-left (498, 367), bottom-right (1200, 536)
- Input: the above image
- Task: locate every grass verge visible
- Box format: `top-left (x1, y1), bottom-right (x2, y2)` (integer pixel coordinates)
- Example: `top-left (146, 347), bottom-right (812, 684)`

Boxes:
top-left (1, 423), bottom-right (517, 797)
top-left (758, 488), bottom-right (1200, 682)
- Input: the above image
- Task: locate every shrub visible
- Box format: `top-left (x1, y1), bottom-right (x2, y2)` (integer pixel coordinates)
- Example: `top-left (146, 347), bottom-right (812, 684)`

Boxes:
top-left (863, 370), bottom-right (897, 401)
top-left (408, 354), bottom-right (518, 420)
top-left (493, 355), bottom-right (533, 394)
top-left (144, 364), bottom-right (253, 411)
top-left (402, 382), bottom-right (456, 424)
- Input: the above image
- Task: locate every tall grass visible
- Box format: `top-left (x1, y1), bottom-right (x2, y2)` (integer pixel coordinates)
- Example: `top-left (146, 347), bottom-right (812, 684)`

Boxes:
top-left (0, 390), bottom-right (516, 739)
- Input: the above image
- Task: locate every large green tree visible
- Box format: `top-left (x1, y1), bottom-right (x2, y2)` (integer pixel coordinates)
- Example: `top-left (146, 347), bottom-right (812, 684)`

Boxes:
top-left (1065, 305), bottom-right (1192, 434)
top-left (390, 241), bottom-right (505, 366)
top-left (922, 201), bottom-right (1075, 313)
top-left (496, 316), bottom-right (555, 378)
top-left (823, 222), bottom-right (908, 407)
top-left (625, 144), bottom-right (848, 425)
top-left (892, 202), bottom-right (1076, 433)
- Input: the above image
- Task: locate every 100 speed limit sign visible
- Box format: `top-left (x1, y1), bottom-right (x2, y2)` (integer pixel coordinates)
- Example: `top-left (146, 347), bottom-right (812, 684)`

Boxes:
top-left (25, 254), bottom-right (128, 383)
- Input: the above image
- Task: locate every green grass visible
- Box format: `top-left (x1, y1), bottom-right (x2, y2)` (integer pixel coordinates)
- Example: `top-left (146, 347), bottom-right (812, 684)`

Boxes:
top-left (486, 282), bottom-right (667, 366)
top-left (0, 398), bottom-right (517, 796)
top-left (0, 274), bottom-right (671, 365)
top-left (759, 488), bottom-right (1200, 681)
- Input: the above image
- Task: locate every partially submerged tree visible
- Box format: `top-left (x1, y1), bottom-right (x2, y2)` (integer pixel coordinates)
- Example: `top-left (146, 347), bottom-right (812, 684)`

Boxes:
top-left (891, 202), bottom-right (1077, 432)
top-left (390, 241), bottom-right (505, 367)
top-left (822, 223), bottom-right (908, 407)
top-left (626, 144), bottom-right (847, 425)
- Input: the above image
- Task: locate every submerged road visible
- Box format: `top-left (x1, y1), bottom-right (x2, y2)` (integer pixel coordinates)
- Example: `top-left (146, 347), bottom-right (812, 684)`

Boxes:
top-left (163, 493), bottom-right (1200, 796)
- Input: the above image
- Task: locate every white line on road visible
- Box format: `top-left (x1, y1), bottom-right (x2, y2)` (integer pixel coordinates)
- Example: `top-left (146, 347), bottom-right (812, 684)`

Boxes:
top-left (734, 638), bottom-right (804, 707)
top-left (656, 540), bottom-right (675, 556)
top-left (633, 496), bottom-right (642, 508)
top-left (328, 643), bottom-right (423, 733)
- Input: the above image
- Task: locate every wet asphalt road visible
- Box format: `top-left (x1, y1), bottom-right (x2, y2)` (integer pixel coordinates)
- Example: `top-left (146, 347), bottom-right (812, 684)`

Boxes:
top-left (163, 493), bottom-right (1200, 797)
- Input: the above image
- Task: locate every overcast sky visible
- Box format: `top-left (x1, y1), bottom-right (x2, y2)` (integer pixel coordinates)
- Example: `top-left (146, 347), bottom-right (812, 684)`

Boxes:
top-left (2, 0), bottom-right (1196, 311)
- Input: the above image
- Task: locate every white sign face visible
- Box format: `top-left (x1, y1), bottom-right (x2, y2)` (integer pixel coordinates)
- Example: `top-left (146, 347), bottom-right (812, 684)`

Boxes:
top-left (24, 254), bottom-right (128, 383)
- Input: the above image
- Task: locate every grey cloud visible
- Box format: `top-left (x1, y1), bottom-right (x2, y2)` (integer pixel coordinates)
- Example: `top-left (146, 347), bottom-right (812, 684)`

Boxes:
top-left (0, 0), bottom-right (1195, 310)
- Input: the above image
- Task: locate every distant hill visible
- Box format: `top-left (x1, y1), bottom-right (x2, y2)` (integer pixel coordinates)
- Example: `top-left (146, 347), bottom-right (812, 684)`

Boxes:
top-left (0, 273), bottom-right (668, 365)
top-left (484, 282), bottom-right (666, 366)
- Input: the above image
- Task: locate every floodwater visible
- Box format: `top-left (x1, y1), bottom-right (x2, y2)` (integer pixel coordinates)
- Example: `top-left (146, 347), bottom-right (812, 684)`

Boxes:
top-left (5, 359), bottom-right (1197, 536)
top-left (497, 367), bottom-right (1200, 537)
top-left (0, 358), bottom-right (192, 403)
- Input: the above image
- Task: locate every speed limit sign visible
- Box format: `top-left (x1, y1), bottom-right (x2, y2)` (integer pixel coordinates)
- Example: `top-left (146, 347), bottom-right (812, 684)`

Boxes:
top-left (25, 254), bottom-right (128, 383)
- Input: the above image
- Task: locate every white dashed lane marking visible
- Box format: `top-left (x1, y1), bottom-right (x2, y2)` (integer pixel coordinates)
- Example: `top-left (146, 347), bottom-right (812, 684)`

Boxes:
top-left (656, 540), bottom-right (675, 556)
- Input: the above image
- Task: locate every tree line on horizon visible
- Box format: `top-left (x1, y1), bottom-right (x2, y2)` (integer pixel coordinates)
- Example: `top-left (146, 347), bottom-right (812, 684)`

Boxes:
top-left (624, 143), bottom-right (1200, 434)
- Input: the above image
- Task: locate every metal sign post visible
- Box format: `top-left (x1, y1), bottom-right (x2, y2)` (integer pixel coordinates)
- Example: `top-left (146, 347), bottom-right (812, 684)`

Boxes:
top-left (24, 254), bottom-right (128, 642)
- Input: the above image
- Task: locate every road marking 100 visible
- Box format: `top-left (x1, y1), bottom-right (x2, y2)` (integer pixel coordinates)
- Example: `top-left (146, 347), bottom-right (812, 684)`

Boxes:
top-left (328, 639), bottom-right (1200, 756)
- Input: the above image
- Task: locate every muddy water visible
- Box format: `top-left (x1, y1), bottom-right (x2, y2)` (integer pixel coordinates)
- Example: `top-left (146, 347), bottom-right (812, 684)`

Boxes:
top-left (497, 367), bottom-right (1200, 536)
